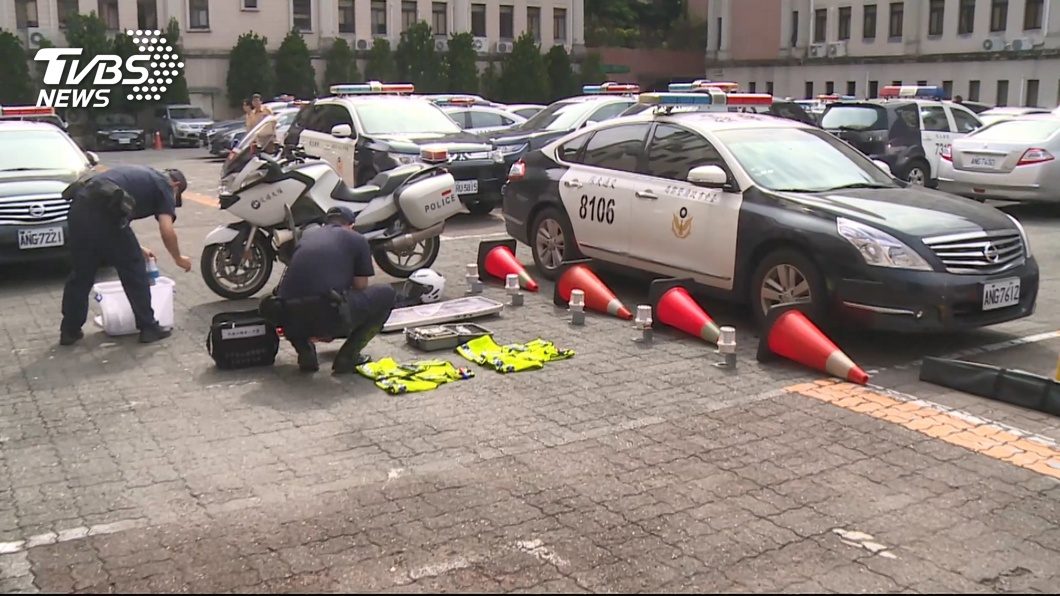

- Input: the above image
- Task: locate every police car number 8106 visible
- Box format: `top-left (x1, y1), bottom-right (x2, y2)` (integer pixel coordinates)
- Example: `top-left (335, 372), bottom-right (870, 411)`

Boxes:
top-left (579, 195), bottom-right (615, 224)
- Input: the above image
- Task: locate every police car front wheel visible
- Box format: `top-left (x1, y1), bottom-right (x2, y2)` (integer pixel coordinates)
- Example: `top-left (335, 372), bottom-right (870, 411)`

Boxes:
top-left (531, 207), bottom-right (581, 281)
top-left (750, 248), bottom-right (828, 330)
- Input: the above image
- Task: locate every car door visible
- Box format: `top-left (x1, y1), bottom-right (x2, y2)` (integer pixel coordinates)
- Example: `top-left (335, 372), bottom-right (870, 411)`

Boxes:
top-left (919, 104), bottom-right (953, 178)
top-left (298, 103), bottom-right (332, 159)
top-left (319, 104), bottom-right (358, 186)
top-left (629, 123), bottom-right (742, 289)
top-left (556, 122), bottom-right (651, 263)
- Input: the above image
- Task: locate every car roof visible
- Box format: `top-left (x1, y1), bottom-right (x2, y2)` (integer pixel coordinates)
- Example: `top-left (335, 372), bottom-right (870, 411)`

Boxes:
top-left (325, 95), bottom-right (439, 107)
top-left (617, 109), bottom-right (814, 132)
top-left (0, 120), bottom-right (66, 132)
top-left (982, 106), bottom-right (1050, 114)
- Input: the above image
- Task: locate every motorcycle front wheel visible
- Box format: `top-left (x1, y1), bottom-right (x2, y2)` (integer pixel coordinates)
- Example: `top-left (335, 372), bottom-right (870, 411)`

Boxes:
top-left (372, 236), bottom-right (441, 278)
top-left (200, 235), bottom-right (274, 300)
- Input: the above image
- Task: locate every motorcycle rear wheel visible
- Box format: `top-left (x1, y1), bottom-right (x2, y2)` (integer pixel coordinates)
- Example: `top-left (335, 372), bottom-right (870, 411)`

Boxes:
top-left (373, 236), bottom-right (440, 278)
top-left (201, 236), bottom-right (274, 300)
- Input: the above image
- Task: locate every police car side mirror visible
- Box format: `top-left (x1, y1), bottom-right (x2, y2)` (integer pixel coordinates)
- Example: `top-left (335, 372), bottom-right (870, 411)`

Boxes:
top-left (872, 159), bottom-right (893, 176)
top-left (687, 165), bottom-right (728, 188)
top-left (86, 151), bottom-right (100, 166)
top-left (331, 124), bottom-right (353, 138)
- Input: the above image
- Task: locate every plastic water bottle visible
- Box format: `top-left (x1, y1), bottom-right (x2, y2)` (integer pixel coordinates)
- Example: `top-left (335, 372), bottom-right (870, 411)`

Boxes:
top-left (147, 258), bottom-right (159, 285)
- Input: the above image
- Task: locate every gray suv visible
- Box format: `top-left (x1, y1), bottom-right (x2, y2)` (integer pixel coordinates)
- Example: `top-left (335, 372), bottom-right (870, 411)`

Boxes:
top-left (154, 104), bottom-right (213, 148)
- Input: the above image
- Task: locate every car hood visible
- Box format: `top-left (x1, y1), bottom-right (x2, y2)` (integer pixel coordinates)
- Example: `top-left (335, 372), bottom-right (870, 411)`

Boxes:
top-left (772, 186), bottom-right (1016, 237)
top-left (0, 171), bottom-right (82, 198)
top-left (174, 119), bottom-right (213, 126)
top-left (488, 129), bottom-right (565, 146)
top-left (372, 132), bottom-right (493, 153)
top-left (98, 124), bottom-right (143, 133)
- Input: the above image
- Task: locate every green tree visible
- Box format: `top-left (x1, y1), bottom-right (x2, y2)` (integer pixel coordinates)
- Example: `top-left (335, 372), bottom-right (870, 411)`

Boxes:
top-left (544, 45), bottom-right (576, 101)
top-left (479, 60), bottom-right (499, 98)
top-left (395, 21), bottom-right (444, 91)
top-left (0, 30), bottom-right (33, 104)
top-left (161, 17), bottom-right (190, 104)
top-left (579, 51), bottom-right (604, 87)
top-left (497, 32), bottom-right (549, 104)
top-left (226, 32), bottom-right (272, 108)
top-left (61, 12), bottom-right (110, 123)
top-left (445, 32), bottom-right (478, 93)
top-left (31, 35), bottom-right (56, 93)
top-left (275, 27), bottom-right (316, 99)
top-left (363, 38), bottom-right (395, 82)
top-left (324, 37), bottom-right (360, 89)
top-left (110, 32), bottom-right (149, 113)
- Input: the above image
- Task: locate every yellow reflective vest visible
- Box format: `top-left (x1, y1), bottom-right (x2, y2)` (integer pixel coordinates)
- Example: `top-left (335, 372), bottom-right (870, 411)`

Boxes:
top-left (357, 358), bottom-right (475, 394)
top-left (456, 335), bottom-right (574, 373)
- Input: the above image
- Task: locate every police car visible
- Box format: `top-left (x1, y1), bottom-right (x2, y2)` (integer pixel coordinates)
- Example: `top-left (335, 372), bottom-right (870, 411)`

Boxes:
top-left (620, 82), bottom-right (817, 125)
top-left (819, 85), bottom-right (983, 187)
top-left (283, 82), bottom-right (505, 214)
top-left (0, 105), bottom-right (67, 131)
top-left (430, 96), bottom-right (527, 134)
top-left (501, 90), bottom-right (1038, 333)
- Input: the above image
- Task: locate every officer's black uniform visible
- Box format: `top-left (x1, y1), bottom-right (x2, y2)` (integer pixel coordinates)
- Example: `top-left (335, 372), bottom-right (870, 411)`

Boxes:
top-left (59, 165), bottom-right (185, 345)
top-left (276, 206), bottom-right (397, 374)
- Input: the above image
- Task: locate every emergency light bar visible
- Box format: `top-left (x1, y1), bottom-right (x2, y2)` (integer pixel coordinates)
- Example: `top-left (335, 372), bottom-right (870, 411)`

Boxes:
top-left (878, 85), bottom-right (947, 99)
top-left (329, 81), bottom-right (416, 95)
top-left (0, 106), bottom-right (56, 116)
top-left (419, 145), bottom-right (449, 163)
top-left (638, 91), bottom-right (774, 108)
top-left (431, 96), bottom-right (477, 106)
top-left (582, 82), bottom-right (640, 94)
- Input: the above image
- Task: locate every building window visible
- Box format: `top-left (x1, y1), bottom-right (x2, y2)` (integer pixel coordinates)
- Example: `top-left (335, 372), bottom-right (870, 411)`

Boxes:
top-left (790, 10), bottom-right (799, 47)
top-left (943, 80), bottom-right (953, 96)
top-left (863, 4), bottom-right (877, 39)
top-left (189, 0), bottom-right (209, 29)
top-left (57, 0), bottom-right (78, 28)
top-left (1024, 0), bottom-right (1044, 29)
top-left (825, 81), bottom-right (835, 94)
top-left (432, 3), bottom-right (448, 35)
top-left (715, 17), bottom-right (722, 50)
top-left (805, 81), bottom-right (814, 97)
top-left (813, 8), bottom-right (827, 42)
top-left (554, 8), bottom-right (567, 41)
top-left (1026, 79), bottom-right (1039, 106)
top-left (98, 0), bottom-right (120, 30)
top-left (749, 81), bottom-right (757, 92)
top-left (15, 0), bottom-right (40, 28)
top-left (243, 0), bottom-right (258, 9)
top-left (471, 4), bottom-right (486, 36)
top-left (500, 5), bottom-right (514, 38)
top-left (527, 7), bottom-right (541, 41)
top-left (372, 0), bottom-right (387, 35)
top-left (339, 0), bottom-right (355, 33)
top-left (766, 81), bottom-right (774, 95)
top-left (402, 1), bottom-right (417, 31)
top-left (137, 0), bottom-right (158, 30)
top-left (996, 79), bottom-right (1009, 105)
top-left (838, 7), bottom-right (851, 40)
top-left (888, 2), bottom-right (904, 38)
top-left (868, 80), bottom-right (879, 96)
top-left (928, 0), bottom-right (945, 35)
top-left (847, 81), bottom-right (856, 95)
top-left (990, 0), bottom-right (1008, 32)
top-left (958, 0), bottom-right (976, 34)
top-left (293, 0), bottom-right (312, 31)
top-left (917, 79), bottom-right (928, 85)
top-left (969, 80), bottom-right (981, 100)
top-left (892, 79), bottom-right (902, 85)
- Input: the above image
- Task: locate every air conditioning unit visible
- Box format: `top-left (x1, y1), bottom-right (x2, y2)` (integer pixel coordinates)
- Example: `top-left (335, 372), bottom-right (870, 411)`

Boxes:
top-left (434, 38), bottom-right (448, 52)
top-left (24, 28), bottom-right (48, 49)
top-left (828, 41), bottom-right (848, 57)
top-left (354, 38), bottom-right (374, 51)
top-left (495, 41), bottom-right (514, 53)
top-left (808, 43), bottom-right (827, 58)
top-left (982, 36), bottom-right (1006, 51)
top-left (471, 36), bottom-right (488, 53)
top-left (1009, 36), bottom-right (1035, 51)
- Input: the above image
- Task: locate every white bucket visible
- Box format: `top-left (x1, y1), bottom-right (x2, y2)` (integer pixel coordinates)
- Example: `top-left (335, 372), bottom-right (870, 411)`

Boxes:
top-left (92, 276), bottom-right (175, 336)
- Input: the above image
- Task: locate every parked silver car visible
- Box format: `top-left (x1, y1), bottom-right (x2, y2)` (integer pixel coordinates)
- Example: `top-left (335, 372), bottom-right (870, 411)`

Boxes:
top-left (153, 104), bottom-right (213, 148)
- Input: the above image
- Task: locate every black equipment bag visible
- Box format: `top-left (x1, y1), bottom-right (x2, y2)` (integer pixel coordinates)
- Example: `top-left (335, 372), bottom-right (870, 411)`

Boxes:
top-left (206, 310), bottom-right (280, 369)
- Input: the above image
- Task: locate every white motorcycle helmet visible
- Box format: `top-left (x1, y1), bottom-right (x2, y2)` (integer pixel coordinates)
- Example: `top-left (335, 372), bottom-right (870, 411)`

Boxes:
top-left (408, 268), bottom-right (445, 303)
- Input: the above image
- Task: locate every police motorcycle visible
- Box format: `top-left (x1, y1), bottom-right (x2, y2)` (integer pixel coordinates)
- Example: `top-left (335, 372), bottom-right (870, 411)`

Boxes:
top-left (201, 116), bottom-right (467, 300)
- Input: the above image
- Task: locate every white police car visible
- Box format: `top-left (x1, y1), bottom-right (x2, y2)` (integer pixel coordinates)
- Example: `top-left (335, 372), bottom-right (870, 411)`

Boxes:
top-left (502, 90), bottom-right (1038, 333)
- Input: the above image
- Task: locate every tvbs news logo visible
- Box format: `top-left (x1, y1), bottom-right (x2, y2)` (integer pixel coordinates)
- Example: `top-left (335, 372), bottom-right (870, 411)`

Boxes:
top-left (34, 29), bottom-right (184, 109)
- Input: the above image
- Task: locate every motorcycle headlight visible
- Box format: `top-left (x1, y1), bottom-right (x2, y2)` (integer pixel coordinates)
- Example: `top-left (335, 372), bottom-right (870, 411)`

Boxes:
top-left (389, 152), bottom-right (420, 165)
top-left (1004, 213), bottom-right (1032, 258)
top-left (497, 143), bottom-right (527, 156)
top-left (836, 217), bottom-right (933, 271)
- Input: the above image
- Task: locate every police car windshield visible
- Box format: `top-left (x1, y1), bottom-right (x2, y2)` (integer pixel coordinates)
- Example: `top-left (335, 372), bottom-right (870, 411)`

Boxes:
top-left (356, 102), bottom-right (463, 135)
top-left (716, 127), bottom-right (898, 193)
top-left (169, 107), bottom-right (209, 119)
top-left (0, 129), bottom-right (88, 172)
top-left (819, 105), bottom-right (887, 130)
top-left (512, 100), bottom-right (594, 132)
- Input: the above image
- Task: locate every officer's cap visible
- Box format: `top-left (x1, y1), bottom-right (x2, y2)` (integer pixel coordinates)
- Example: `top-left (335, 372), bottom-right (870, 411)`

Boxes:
top-left (326, 206), bottom-right (357, 225)
top-left (164, 168), bottom-right (187, 206)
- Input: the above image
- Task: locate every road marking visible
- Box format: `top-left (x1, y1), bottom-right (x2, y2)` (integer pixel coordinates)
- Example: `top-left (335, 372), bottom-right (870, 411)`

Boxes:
top-left (832, 528), bottom-right (897, 559)
top-left (0, 518), bottom-right (145, 556)
top-left (514, 539), bottom-right (569, 567)
top-left (786, 380), bottom-right (1060, 480)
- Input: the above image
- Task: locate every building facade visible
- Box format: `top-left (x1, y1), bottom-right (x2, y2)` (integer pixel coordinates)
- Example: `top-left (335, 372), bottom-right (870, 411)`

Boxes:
top-left (703, 0), bottom-right (1060, 108)
top-left (3, 0), bottom-right (584, 116)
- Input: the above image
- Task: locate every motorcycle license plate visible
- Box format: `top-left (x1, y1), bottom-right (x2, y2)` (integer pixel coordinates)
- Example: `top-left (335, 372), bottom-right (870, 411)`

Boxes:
top-left (455, 180), bottom-right (479, 195)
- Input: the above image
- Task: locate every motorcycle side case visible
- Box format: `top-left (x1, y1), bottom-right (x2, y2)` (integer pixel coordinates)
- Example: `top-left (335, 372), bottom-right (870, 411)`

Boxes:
top-left (404, 323), bottom-right (492, 352)
top-left (397, 172), bottom-right (466, 229)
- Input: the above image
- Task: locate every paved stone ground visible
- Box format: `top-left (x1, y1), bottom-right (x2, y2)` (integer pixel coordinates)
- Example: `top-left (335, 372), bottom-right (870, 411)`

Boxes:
top-left (1, 148), bottom-right (1059, 593)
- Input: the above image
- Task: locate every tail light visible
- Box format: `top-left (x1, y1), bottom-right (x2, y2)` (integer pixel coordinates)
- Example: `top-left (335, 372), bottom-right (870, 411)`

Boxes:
top-left (1017, 148), bottom-right (1054, 166)
top-left (940, 144), bottom-right (952, 162)
top-left (508, 160), bottom-right (526, 182)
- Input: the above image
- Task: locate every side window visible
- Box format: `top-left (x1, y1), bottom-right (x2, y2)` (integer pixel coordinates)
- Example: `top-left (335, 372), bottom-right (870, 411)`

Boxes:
top-left (645, 124), bottom-right (727, 181)
top-left (950, 107), bottom-right (982, 133)
top-left (920, 105), bottom-right (950, 132)
top-left (304, 105), bottom-right (331, 133)
top-left (556, 132), bottom-right (591, 163)
top-left (451, 110), bottom-right (471, 127)
top-left (587, 102), bottom-right (633, 124)
top-left (312, 105), bottom-right (354, 134)
top-left (580, 123), bottom-right (651, 172)
top-left (154, 108), bottom-right (166, 118)
top-left (468, 111), bottom-right (506, 128)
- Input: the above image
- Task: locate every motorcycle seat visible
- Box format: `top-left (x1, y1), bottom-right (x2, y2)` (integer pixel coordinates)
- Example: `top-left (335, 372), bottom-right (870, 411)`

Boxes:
top-left (369, 164), bottom-right (421, 196)
top-left (331, 180), bottom-right (380, 203)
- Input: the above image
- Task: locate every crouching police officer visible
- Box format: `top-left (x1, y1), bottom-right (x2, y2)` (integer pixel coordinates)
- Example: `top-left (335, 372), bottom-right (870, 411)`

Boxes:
top-left (59, 165), bottom-right (192, 346)
top-left (276, 206), bottom-right (397, 374)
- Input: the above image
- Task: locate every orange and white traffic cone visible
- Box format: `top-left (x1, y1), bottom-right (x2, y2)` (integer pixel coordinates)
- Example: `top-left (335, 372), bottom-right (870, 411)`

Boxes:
top-left (153, 131), bottom-right (162, 150)
top-left (756, 304), bottom-right (869, 385)
top-left (552, 261), bottom-right (632, 320)
top-left (649, 279), bottom-right (722, 344)
top-left (476, 239), bottom-right (538, 292)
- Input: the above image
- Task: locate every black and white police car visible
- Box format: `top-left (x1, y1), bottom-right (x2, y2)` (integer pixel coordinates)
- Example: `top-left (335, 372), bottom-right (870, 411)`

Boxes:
top-left (501, 90), bottom-right (1038, 332)
top-left (283, 82), bottom-right (506, 214)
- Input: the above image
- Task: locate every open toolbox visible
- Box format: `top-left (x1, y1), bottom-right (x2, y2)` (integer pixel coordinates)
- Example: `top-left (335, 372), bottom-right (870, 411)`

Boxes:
top-left (405, 323), bottom-right (493, 352)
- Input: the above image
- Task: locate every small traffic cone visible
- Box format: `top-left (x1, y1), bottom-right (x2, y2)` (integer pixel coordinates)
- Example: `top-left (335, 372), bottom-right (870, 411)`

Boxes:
top-left (153, 131), bottom-right (162, 150)
top-left (551, 260), bottom-right (632, 320)
top-left (756, 304), bottom-right (868, 385)
top-left (476, 239), bottom-right (538, 292)
top-left (648, 278), bottom-right (721, 344)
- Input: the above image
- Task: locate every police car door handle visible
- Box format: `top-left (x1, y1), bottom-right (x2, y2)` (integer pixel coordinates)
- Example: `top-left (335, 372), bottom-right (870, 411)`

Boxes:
top-left (635, 190), bottom-right (658, 200)
top-left (564, 179), bottom-right (583, 188)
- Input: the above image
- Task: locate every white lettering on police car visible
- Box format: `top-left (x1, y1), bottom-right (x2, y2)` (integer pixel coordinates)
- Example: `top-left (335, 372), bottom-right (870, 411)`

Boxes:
top-left (662, 185), bottom-right (720, 204)
top-left (587, 175), bottom-right (617, 189)
top-left (425, 193), bottom-right (458, 213)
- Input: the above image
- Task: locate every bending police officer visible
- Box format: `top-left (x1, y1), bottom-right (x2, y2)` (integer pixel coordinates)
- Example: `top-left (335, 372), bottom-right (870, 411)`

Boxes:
top-left (59, 164), bottom-right (192, 346)
top-left (276, 206), bottom-right (396, 374)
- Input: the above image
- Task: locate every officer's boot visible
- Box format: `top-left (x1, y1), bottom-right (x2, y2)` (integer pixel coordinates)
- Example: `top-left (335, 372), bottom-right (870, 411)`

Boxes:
top-left (290, 338), bottom-right (318, 373)
top-left (332, 331), bottom-right (374, 375)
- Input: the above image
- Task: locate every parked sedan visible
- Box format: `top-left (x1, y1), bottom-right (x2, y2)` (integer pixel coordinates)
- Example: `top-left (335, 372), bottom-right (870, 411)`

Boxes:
top-left (441, 105), bottom-right (527, 134)
top-left (977, 106), bottom-right (1052, 127)
top-left (91, 112), bottom-right (146, 151)
top-left (938, 114), bottom-right (1060, 202)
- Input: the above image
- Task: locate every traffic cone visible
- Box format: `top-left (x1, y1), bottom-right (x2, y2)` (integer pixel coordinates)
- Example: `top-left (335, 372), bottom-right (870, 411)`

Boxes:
top-left (476, 239), bottom-right (538, 292)
top-left (648, 278), bottom-right (721, 344)
top-left (756, 304), bottom-right (868, 385)
top-left (551, 260), bottom-right (632, 320)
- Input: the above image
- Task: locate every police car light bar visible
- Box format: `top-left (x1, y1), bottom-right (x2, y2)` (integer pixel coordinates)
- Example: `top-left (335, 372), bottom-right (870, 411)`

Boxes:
top-left (420, 145), bottom-right (448, 163)
top-left (693, 81), bottom-right (739, 92)
top-left (638, 91), bottom-right (725, 106)
top-left (329, 81), bottom-right (416, 95)
top-left (878, 85), bottom-right (947, 99)
top-left (432, 96), bottom-right (477, 106)
top-left (725, 93), bottom-right (774, 106)
top-left (0, 106), bottom-right (56, 116)
top-left (583, 82), bottom-right (641, 94)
